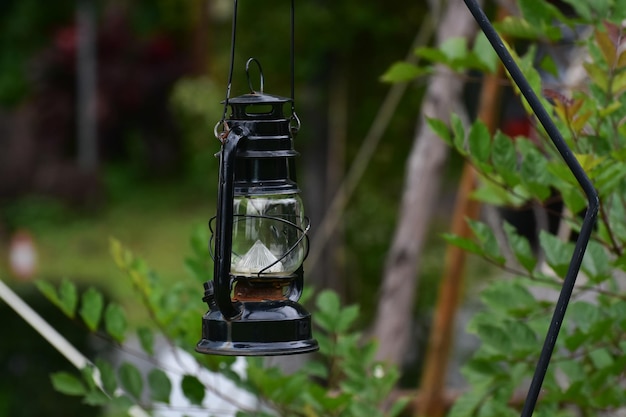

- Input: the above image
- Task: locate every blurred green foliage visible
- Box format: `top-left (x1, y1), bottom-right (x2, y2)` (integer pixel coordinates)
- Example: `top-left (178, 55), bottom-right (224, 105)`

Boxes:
top-left (402, 1), bottom-right (626, 414)
top-left (40, 238), bottom-right (409, 416)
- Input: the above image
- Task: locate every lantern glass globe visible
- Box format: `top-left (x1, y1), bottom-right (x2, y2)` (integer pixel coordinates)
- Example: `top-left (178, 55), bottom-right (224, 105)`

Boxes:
top-left (231, 194), bottom-right (307, 277)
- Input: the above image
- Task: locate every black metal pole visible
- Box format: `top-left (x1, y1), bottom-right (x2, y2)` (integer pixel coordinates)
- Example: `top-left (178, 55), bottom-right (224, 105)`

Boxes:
top-left (461, 1), bottom-right (599, 416)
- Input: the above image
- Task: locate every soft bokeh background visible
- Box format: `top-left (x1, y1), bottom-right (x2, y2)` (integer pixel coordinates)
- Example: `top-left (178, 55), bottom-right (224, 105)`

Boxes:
top-left (0, 0), bottom-right (472, 415)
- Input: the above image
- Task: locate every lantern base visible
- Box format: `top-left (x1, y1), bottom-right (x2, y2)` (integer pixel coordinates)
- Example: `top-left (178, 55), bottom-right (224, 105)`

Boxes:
top-left (196, 300), bottom-right (319, 356)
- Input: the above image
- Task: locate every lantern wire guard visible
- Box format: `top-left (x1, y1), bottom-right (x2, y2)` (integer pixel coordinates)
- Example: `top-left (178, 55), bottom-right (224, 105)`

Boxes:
top-left (463, 1), bottom-right (599, 416)
top-left (196, 0), bottom-right (318, 356)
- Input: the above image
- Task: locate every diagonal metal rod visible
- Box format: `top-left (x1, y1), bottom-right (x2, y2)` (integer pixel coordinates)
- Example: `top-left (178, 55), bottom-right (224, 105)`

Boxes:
top-left (461, 1), bottom-right (599, 416)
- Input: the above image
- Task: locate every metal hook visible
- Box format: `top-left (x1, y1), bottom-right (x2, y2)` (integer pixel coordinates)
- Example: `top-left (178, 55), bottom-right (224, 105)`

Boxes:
top-left (245, 57), bottom-right (264, 94)
top-left (290, 112), bottom-right (301, 135)
top-left (214, 120), bottom-right (230, 142)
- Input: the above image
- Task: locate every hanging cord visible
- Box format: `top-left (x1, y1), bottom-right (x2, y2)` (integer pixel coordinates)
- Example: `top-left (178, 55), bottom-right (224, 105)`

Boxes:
top-left (289, 0), bottom-right (300, 134)
top-left (216, 0), bottom-right (299, 138)
top-left (290, 0), bottom-right (296, 113)
top-left (215, 0), bottom-right (240, 140)
top-left (461, 1), bottom-right (599, 416)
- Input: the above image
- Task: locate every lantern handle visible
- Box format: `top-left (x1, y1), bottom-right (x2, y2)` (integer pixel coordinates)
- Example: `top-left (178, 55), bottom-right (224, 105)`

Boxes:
top-left (212, 125), bottom-right (250, 320)
top-left (285, 265), bottom-right (305, 302)
top-left (245, 57), bottom-right (264, 94)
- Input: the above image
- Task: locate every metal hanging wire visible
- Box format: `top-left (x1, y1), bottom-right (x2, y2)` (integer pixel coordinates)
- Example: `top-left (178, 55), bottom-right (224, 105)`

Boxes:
top-left (461, 1), bottom-right (599, 416)
top-left (216, 0), bottom-right (298, 139)
top-left (208, 214), bottom-right (310, 278)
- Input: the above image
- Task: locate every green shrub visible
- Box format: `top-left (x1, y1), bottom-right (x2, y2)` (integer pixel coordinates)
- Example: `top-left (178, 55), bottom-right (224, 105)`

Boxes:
top-left (38, 234), bottom-right (408, 416)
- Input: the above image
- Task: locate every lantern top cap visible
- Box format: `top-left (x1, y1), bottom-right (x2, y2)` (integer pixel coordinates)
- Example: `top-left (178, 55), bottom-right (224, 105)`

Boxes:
top-left (226, 92), bottom-right (292, 105)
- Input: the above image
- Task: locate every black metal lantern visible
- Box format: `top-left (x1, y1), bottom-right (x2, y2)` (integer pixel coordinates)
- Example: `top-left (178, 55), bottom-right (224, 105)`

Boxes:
top-left (195, 1), bottom-right (318, 356)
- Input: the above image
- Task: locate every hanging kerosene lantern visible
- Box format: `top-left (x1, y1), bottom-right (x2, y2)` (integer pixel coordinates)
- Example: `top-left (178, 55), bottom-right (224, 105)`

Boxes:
top-left (195, 0), bottom-right (318, 356)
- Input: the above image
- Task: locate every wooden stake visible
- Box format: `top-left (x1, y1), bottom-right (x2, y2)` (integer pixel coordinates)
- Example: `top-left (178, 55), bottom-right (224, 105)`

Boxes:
top-left (416, 8), bottom-right (507, 415)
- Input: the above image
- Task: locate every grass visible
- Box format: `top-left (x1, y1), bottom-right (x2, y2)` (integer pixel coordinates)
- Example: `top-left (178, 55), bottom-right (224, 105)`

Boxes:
top-left (0, 179), bottom-right (215, 309)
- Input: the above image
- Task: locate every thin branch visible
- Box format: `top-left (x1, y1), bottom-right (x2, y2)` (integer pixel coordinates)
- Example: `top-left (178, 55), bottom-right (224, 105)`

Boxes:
top-left (306, 15), bottom-right (436, 273)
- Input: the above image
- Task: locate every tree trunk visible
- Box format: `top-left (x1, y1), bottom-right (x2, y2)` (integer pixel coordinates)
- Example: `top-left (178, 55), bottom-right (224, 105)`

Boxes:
top-left (372, 1), bottom-right (479, 365)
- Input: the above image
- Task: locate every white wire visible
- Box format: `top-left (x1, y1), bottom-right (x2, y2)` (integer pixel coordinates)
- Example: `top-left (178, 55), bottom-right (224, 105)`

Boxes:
top-left (0, 278), bottom-right (150, 417)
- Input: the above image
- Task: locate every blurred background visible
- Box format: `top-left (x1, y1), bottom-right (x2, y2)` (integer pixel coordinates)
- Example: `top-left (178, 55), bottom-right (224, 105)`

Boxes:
top-left (0, 0), bottom-right (475, 415)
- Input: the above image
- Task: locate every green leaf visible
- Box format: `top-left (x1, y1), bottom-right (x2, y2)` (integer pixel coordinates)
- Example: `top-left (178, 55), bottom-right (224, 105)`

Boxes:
top-left (503, 222), bottom-right (536, 272)
top-left (442, 233), bottom-right (483, 256)
top-left (388, 396), bottom-right (411, 417)
top-left (581, 241), bottom-right (611, 283)
top-left (495, 17), bottom-right (547, 40)
top-left (480, 281), bottom-right (538, 316)
top-left (104, 303), bottom-right (127, 343)
top-left (95, 358), bottom-right (117, 396)
top-left (181, 375), bottom-right (205, 405)
top-left (184, 258), bottom-right (209, 284)
top-left (559, 359), bottom-right (585, 382)
top-left (564, 329), bottom-right (588, 351)
top-left (613, 0), bottom-right (626, 19)
top-left (473, 32), bottom-right (498, 73)
top-left (36, 279), bottom-right (79, 318)
top-left (593, 161), bottom-right (626, 196)
top-left (513, 46), bottom-right (547, 111)
top-left (440, 37), bottom-right (468, 62)
top-left (414, 46), bottom-right (448, 64)
top-left (539, 54), bottom-right (559, 77)
top-left (426, 116), bottom-right (451, 145)
top-left (584, 62), bottom-right (609, 92)
top-left (82, 390), bottom-right (109, 406)
top-left (447, 384), bottom-right (489, 417)
top-left (491, 131), bottom-right (518, 185)
top-left (118, 363), bottom-right (143, 401)
top-left (79, 287), bottom-right (104, 331)
top-left (503, 320), bottom-right (537, 353)
top-left (561, 187), bottom-right (587, 214)
top-left (471, 181), bottom-right (526, 206)
top-left (595, 29), bottom-right (617, 67)
top-left (538, 231), bottom-right (572, 277)
top-left (589, 348), bottom-right (614, 370)
top-left (57, 279), bottom-right (78, 318)
top-left (313, 309), bottom-right (336, 333)
top-left (380, 61), bottom-right (430, 83)
top-left (315, 290), bottom-right (341, 317)
top-left (148, 368), bottom-right (171, 404)
top-left (137, 326), bottom-right (155, 355)
top-left (468, 219), bottom-right (505, 264)
top-left (80, 365), bottom-right (97, 390)
top-left (477, 323), bottom-right (512, 353)
top-left (110, 394), bottom-right (134, 414)
top-left (567, 301), bottom-right (600, 333)
top-left (315, 333), bottom-right (333, 355)
top-left (468, 120), bottom-right (491, 163)
top-left (451, 113), bottom-right (466, 154)
top-left (302, 360), bottom-right (329, 380)
top-left (50, 372), bottom-right (87, 396)
top-left (347, 400), bottom-right (382, 417)
top-left (36, 280), bottom-right (60, 306)
top-left (110, 237), bottom-right (130, 270)
top-left (609, 301), bottom-right (626, 331)
top-left (336, 304), bottom-right (359, 332)
top-left (519, 147), bottom-right (551, 200)
top-left (518, 0), bottom-right (562, 27)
